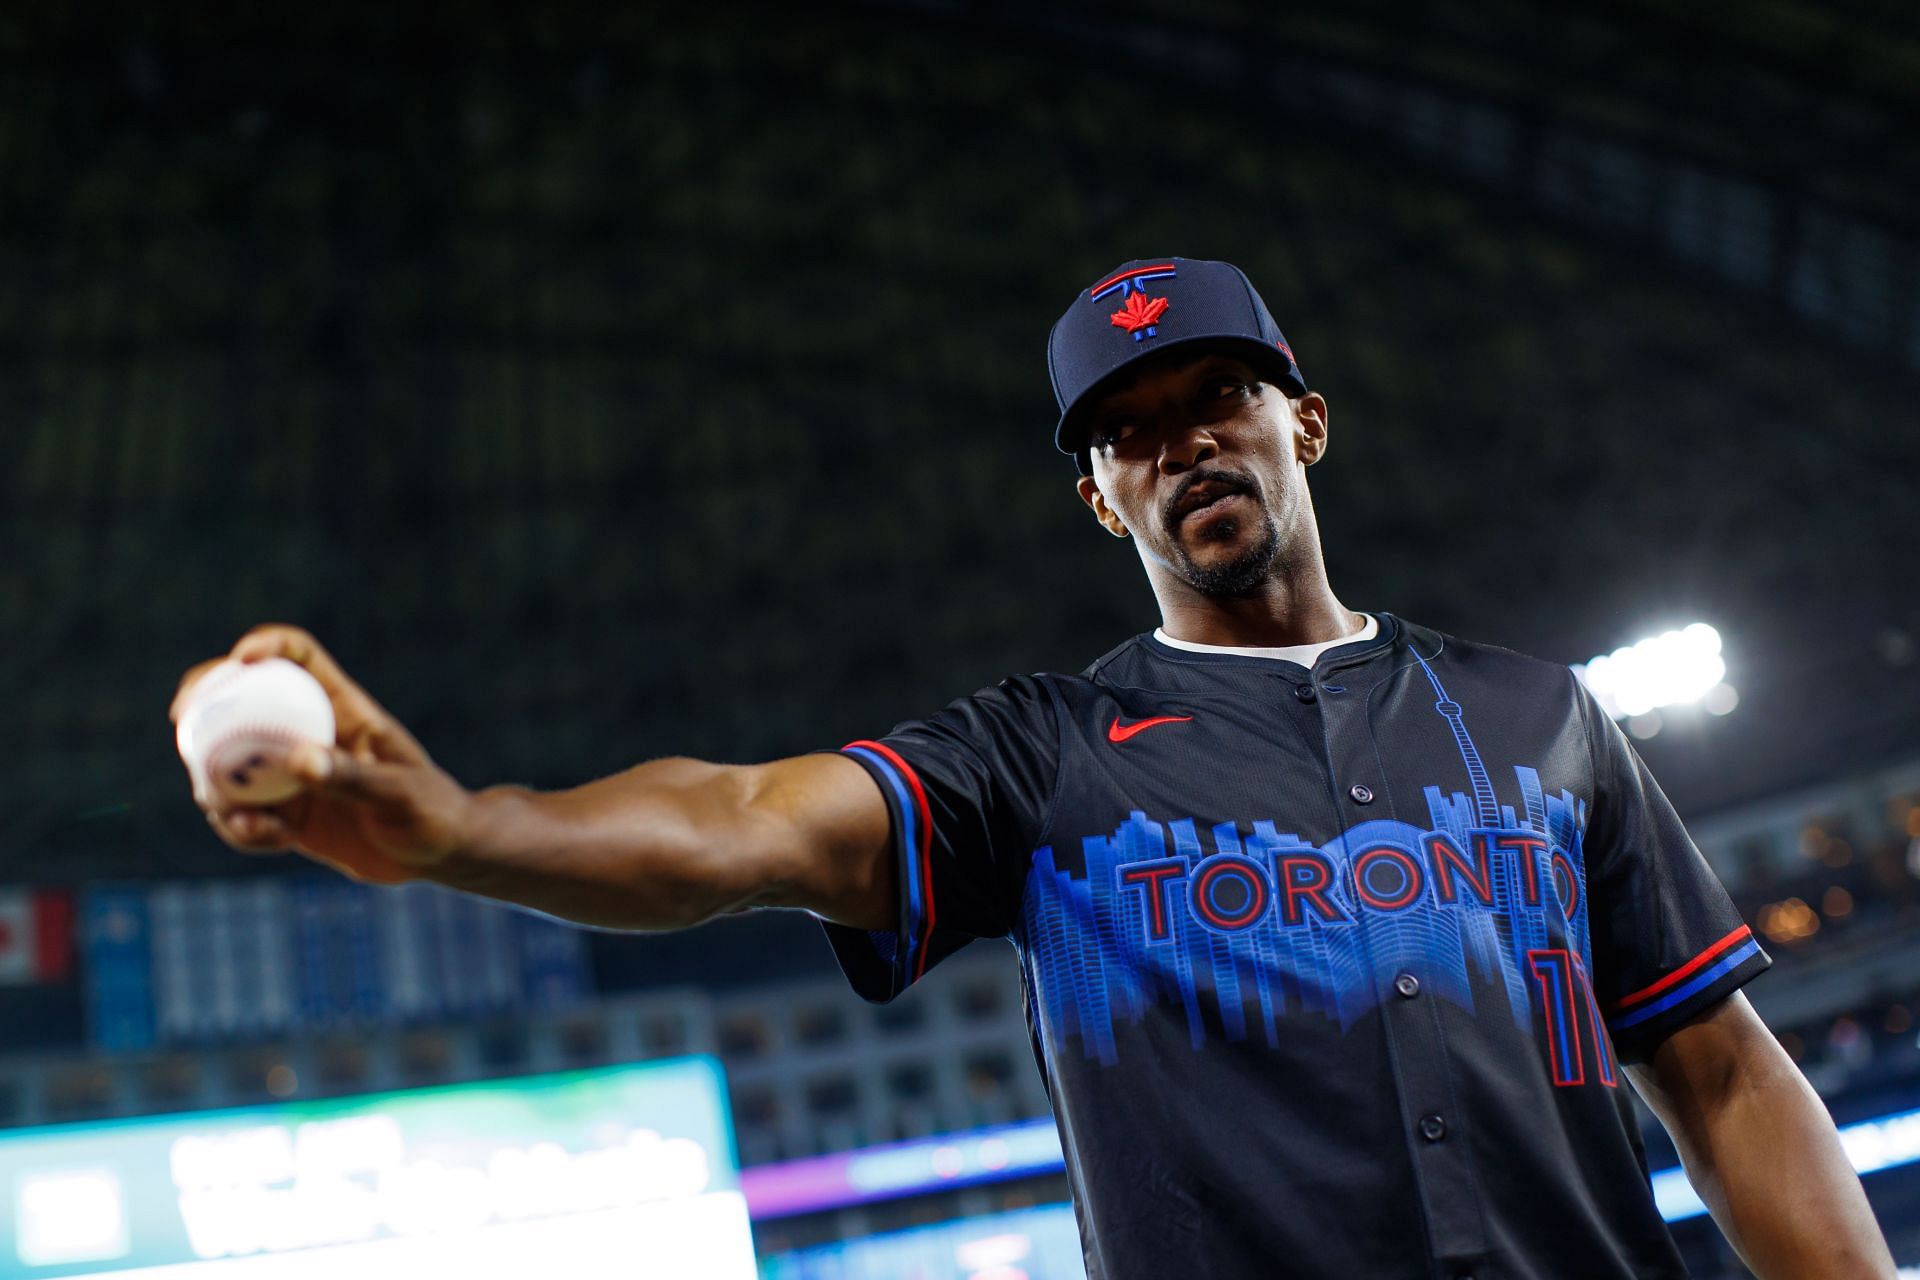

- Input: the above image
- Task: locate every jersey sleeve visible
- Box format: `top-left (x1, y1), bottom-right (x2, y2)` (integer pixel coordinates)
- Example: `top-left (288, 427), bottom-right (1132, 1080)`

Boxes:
top-left (822, 674), bottom-right (1062, 1003)
top-left (1575, 678), bottom-right (1772, 1062)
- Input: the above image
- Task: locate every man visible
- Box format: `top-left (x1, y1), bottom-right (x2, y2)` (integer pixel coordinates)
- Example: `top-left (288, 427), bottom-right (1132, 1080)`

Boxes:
top-left (178, 258), bottom-right (1893, 1278)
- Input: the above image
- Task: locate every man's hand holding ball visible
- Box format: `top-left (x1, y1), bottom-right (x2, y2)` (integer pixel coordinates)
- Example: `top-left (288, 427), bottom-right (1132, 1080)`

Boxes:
top-left (170, 626), bottom-right (472, 885)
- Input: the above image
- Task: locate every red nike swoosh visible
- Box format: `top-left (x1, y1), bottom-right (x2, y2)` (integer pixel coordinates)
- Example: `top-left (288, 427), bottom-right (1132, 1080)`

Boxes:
top-left (1108, 714), bottom-right (1194, 743)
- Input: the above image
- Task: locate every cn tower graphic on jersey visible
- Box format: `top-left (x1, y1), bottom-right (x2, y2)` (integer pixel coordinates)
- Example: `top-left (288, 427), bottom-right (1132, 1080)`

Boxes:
top-left (1412, 648), bottom-right (1501, 828)
top-left (1022, 651), bottom-right (1612, 1088)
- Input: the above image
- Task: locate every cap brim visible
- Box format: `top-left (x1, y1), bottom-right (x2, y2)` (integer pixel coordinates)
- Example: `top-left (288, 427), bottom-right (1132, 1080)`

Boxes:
top-left (1053, 333), bottom-right (1309, 464)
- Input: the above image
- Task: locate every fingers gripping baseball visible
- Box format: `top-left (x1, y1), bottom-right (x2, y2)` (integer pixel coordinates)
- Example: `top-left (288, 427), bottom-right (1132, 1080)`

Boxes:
top-left (206, 806), bottom-right (296, 854)
top-left (228, 625), bottom-right (430, 767)
top-left (174, 627), bottom-right (469, 884)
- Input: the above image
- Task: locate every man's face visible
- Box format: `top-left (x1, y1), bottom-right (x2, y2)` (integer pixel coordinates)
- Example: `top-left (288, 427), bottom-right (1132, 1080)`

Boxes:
top-left (1074, 351), bottom-right (1328, 598)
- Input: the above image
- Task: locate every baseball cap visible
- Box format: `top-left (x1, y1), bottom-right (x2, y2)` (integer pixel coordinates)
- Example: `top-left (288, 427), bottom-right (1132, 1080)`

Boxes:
top-left (1048, 257), bottom-right (1307, 473)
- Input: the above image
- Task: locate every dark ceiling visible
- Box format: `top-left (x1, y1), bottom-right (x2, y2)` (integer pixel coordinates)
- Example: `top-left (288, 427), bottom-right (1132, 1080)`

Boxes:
top-left (4, 1), bottom-right (1917, 896)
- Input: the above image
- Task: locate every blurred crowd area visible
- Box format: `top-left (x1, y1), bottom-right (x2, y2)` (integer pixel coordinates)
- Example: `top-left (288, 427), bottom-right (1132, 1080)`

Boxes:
top-left (1783, 998), bottom-right (1920, 1112)
top-left (1718, 791), bottom-right (1920, 958)
top-left (1692, 768), bottom-right (1920, 1106)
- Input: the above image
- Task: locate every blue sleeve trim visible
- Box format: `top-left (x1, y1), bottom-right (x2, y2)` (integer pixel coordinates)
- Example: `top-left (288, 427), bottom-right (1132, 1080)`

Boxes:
top-left (1608, 938), bottom-right (1764, 1030)
top-left (843, 744), bottom-right (927, 982)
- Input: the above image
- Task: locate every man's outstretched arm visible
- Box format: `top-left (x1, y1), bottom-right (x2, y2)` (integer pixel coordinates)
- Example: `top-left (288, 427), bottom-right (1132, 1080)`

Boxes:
top-left (1625, 992), bottom-right (1896, 1279)
top-left (171, 625), bottom-right (898, 932)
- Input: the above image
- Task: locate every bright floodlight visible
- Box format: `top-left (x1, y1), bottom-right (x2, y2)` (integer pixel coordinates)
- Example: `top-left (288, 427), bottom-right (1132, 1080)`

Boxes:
top-left (1574, 623), bottom-right (1733, 723)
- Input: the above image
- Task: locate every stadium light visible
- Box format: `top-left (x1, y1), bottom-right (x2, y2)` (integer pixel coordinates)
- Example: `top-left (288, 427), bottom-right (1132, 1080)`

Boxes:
top-left (1572, 623), bottom-right (1736, 737)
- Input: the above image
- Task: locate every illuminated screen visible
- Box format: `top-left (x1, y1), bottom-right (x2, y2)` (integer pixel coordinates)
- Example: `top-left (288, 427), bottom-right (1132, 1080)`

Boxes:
top-left (758, 1203), bottom-right (1085, 1280)
top-left (0, 1056), bottom-right (755, 1280)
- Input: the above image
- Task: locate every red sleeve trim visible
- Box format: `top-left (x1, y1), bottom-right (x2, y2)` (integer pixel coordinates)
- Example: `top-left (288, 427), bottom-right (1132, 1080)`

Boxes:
top-left (1608, 923), bottom-right (1754, 1013)
top-left (844, 739), bottom-right (938, 981)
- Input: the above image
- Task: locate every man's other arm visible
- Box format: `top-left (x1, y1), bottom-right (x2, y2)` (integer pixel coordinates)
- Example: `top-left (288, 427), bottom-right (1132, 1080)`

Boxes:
top-left (1625, 992), bottom-right (1896, 1279)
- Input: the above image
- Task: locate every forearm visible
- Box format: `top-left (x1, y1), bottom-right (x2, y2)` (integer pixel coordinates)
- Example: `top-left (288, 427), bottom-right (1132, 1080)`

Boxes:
top-left (430, 758), bottom-right (783, 931)
top-left (1675, 1059), bottom-right (1893, 1278)
top-left (179, 628), bottom-right (891, 927)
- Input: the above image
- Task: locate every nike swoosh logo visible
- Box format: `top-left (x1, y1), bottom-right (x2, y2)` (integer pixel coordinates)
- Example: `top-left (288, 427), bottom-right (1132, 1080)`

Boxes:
top-left (1107, 714), bottom-right (1194, 743)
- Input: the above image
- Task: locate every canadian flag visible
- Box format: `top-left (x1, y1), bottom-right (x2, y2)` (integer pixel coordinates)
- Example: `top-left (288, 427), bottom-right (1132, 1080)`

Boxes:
top-left (0, 890), bottom-right (74, 985)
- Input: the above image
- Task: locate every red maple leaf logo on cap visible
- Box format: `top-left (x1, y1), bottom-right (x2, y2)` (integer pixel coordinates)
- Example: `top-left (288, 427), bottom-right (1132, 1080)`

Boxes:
top-left (1110, 292), bottom-right (1169, 333)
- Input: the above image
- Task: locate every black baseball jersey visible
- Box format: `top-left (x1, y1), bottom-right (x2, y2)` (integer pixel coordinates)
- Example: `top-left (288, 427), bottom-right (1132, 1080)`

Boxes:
top-left (824, 613), bottom-right (1769, 1280)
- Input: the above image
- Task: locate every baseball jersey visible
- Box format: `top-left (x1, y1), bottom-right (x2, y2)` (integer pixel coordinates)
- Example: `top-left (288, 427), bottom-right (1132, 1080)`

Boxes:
top-left (824, 613), bottom-right (1770, 1280)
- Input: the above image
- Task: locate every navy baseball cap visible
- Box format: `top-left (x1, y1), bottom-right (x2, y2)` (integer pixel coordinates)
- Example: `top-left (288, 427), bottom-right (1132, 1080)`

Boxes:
top-left (1048, 257), bottom-right (1307, 473)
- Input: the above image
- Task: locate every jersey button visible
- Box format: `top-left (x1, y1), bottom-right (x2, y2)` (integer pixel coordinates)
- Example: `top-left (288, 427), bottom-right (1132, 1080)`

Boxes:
top-left (1294, 684), bottom-right (1317, 703)
top-left (1394, 973), bottom-right (1420, 998)
top-left (1348, 783), bottom-right (1375, 805)
top-left (1419, 1114), bottom-right (1447, 1142)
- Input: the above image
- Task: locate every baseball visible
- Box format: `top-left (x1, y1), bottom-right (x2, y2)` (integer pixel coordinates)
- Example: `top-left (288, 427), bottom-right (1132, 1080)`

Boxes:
top-left (175, 658), bottom-right (337, 806)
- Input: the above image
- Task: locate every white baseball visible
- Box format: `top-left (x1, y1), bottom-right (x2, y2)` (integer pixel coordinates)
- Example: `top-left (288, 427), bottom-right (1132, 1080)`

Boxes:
top-left (176, 658), bottom-right (337, 806)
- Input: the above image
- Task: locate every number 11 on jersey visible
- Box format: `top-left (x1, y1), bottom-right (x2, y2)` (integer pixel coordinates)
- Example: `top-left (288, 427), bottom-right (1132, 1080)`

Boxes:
top-left (1527, 948), bottom-right (1619, 1089)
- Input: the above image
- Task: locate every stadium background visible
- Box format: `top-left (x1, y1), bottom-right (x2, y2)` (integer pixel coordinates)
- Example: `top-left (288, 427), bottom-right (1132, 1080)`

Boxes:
top-left (4, 2), bottom-right (1919, 1276)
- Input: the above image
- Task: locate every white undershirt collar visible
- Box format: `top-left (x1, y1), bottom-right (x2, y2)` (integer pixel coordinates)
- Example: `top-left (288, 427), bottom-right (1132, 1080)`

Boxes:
top-left (1153, 613), bottom-right (1379, 667)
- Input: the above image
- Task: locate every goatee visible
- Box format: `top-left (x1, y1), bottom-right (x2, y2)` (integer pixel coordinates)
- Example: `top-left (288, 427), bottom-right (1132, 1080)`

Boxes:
top-left (1176, 514), bottom-right (1283, 597)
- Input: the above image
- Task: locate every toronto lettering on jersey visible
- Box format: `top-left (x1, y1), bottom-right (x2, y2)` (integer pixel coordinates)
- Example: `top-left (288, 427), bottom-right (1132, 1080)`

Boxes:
top-left (1112, 823), bottom-right (1577, 939)
top-left (1021, 655), bottom-right (1618, 1089)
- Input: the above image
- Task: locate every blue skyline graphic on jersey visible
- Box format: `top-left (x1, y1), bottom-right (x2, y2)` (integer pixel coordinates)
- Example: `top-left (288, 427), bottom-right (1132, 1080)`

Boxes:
top-left (1022, 652), bottom-right (1596, 1067)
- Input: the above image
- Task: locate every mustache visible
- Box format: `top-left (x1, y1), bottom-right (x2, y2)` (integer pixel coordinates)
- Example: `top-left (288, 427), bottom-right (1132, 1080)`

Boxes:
top-left (1163, 467), bottom-right (1262, 532)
